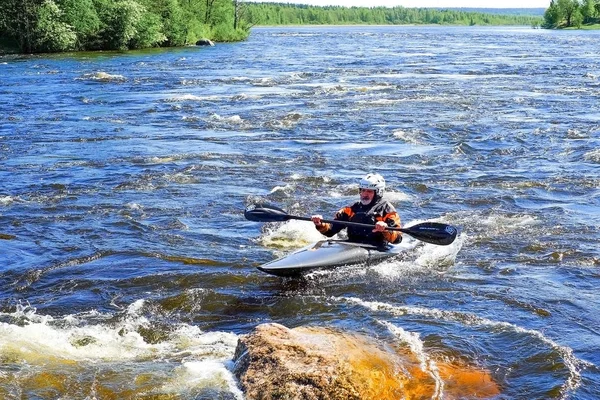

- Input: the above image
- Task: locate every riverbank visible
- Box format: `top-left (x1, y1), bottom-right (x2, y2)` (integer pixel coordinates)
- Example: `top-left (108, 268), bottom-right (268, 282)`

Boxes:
top-left (565, 23), bottom-right (600, 30)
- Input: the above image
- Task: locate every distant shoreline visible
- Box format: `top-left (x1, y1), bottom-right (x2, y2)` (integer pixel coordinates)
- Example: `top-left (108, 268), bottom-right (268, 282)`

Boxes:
top-left (250, 24), bottom-right (536, 28)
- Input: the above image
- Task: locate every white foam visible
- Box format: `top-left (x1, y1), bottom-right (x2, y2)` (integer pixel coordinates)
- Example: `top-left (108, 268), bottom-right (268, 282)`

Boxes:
top-left (327, 183), bottom-right (356, 198)
top-left (161, 360), bottom-right (244, 399)
top-left (357, 98), bottom-right (404, 106)
top-left (289, 173), bottom-right (332, 183)
top-left (0, 195), bottom-right (16, 206)
top-left (0, 300), bottom-right (239, 365)
top-left (127, 298), bottom-right (145, 315)
top-left (452, 211), bottom-right (540, 237)
top-left (384, 190), bottom-right (413, 203)
top-left (392, 128), bottom-right (424, 144)
top-left (80, 71), bottom-right (126, 82)
top-left (231, 93), bottom-right (261, 101)
top-left (584, 148), bottom-right (600, 163)
top-left (125, 202), bottom-right (144, 211)
top-left (413, 232), bottom-right (465, 269)
top-left (259, 219), bottom-right (325, 249)
top-left (165, 94), bottom-right (220, 102)
top-left (304, 262), bottom-right (369, 281)
top-left (481, 214), bottom-right (539, 228)
top-left (0, 302), bottom-right (244, 398)
top-left (380, 321), bottom-right (444, 398)
top-left (269, 184), bottom-right (295, 196)
top-left (0, 307), bottom-right (153, 362)
top-left (210, 113), bottom-right (244, 124)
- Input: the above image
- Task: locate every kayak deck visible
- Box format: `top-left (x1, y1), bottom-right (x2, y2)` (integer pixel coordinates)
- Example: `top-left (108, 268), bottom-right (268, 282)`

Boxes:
top-left (257, 239), bottom-right (414, 277)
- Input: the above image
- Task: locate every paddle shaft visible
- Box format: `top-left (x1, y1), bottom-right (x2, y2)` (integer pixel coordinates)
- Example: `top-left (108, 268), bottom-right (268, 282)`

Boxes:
top-left (291, 215), bottom-right (407, 233)
top-left (244, 204), bottom-right (458, 245)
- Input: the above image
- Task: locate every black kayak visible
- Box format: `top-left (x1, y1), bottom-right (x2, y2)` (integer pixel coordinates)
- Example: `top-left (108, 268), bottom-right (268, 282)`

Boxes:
top-left (257, 239), bottom-right (416, 277)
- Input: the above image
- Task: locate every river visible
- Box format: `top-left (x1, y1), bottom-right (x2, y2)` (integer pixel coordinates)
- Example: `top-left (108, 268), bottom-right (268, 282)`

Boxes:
top-left (1, 25), bottom-right (599, 399)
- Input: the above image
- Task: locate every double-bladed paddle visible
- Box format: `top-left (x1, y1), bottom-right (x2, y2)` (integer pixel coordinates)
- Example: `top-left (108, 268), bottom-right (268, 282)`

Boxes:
top-left (244, 203), bottom-right (458, 246)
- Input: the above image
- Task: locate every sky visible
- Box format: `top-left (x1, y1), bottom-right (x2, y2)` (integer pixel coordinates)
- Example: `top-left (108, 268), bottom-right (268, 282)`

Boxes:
top-left (255, 0), bottom-right (550, 8)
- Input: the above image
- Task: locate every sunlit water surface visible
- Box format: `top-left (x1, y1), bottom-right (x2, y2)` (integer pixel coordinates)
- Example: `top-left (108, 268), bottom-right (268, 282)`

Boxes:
top-left (1, 26), bottom-right (599, 399)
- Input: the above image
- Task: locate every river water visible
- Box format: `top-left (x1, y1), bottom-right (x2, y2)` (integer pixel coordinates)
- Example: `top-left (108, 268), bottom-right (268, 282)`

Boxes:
top-left (1, 26), bottom-right (599, 399)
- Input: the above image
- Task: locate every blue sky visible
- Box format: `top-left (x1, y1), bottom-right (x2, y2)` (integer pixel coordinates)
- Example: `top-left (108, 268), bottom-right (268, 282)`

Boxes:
top-left (254, 0), bottom-right (550, 8)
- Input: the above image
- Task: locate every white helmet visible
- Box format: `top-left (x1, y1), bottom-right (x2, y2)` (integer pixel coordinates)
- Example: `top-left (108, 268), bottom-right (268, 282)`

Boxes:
top-left (359, 173), bottom-right (385, 197)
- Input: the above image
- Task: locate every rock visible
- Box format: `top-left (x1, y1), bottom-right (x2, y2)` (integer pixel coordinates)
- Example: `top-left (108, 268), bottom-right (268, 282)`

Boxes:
top-left (196, 38), bottom-right (214, 46)
top-left (233, 323), bottom-right (499, 400)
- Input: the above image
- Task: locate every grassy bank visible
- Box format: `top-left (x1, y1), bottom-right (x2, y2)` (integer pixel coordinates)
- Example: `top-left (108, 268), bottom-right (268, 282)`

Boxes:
top-left (574, 23), bottom-right (600, 30)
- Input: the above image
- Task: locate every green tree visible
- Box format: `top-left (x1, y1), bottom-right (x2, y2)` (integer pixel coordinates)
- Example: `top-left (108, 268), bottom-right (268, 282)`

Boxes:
top-left (544, 0), bottom-right (561, 27)
top-left (205, 0), bottom-right (233, 31)
top-left (581, 0), bottom-right (597, 23)
top-left (558, 0), bottom-right (581, 26)
top-left (130, 9), bottom-right (166, 48)
top-left (33, 0), bottom-right (77, 52)
top-left (180, 0), bottom-right (209, 44)
top-left (204, 0), bottom-right (217, 24)
top-left (57, 0), bottom-right (100, 49)
top-left (139, 0), bottom-right (186, 46)
top-left (93, 0), bottom-right (145, 50)
top-left (233, 0), bottom-right (251, 30)
top-left (543, 0), bottom-right (584, 27)
top-left (0, 0), bottom-right (44, 53)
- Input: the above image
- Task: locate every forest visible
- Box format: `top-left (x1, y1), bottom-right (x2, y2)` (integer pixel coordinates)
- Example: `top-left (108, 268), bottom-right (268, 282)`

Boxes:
top-left (243, 3), bottom-right (543, 27)
top-left (543, 0), bottom-right (600, 28)
top-left (0, 0), bottom-right (250, 53)
top-left (3, 0), bottom-right (580, 55)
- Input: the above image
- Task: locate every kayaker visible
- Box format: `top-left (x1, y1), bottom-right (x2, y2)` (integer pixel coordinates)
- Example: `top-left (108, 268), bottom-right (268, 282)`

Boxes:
top-left (311, 173), bottom-right (402, 247)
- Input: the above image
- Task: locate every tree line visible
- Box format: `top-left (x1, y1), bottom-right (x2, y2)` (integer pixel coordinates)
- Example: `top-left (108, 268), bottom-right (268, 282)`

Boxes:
top-left (543, 0), bottom-right (600, 27)
top-left (1, 1), bottom-right (549, 54)
top-left (0, 0), bottom-right (250, 53)
top-left (243, 3), bottom-right (543, 27)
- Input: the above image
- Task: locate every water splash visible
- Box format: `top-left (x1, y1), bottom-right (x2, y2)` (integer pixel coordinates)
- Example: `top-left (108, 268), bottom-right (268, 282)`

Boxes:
top-left (0, 301), bottom-right (242, 398)
top-left (380, 321), bottom-right (445, 399)
top-left (78, 72), bottom-right (126, 82)
top-left (258, 219), bottom-right (324, 250)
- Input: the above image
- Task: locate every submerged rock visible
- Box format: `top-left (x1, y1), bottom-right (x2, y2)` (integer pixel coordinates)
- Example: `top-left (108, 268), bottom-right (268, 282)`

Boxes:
top-left (233, 323), bottom-right (499, 400)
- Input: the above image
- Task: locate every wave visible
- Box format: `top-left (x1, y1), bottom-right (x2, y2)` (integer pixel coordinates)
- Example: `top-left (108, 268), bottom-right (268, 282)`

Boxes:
top-left (584, 149), bottom-right (600, 163)
top-left (0, 301), bottom-right (242, 399)
top-left (78, 71), bottom-right (127, 83)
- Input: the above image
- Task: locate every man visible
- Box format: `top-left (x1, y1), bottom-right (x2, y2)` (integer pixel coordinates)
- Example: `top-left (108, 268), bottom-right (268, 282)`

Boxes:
top-left (311, 173), bottom-right (401, 247)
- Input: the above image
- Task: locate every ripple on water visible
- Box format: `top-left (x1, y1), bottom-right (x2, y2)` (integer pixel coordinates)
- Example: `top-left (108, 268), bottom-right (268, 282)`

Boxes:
top-left (336, 296), bottom-right (589, 399)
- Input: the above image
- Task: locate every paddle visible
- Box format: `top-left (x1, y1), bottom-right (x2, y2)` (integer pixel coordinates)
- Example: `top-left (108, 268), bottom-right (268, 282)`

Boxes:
top-left (244, 203), bottom-right (458, 246)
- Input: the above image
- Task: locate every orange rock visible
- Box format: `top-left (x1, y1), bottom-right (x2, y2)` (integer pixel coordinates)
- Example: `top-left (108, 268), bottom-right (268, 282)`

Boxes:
top-left (233, 323), bottom-right (500, 400)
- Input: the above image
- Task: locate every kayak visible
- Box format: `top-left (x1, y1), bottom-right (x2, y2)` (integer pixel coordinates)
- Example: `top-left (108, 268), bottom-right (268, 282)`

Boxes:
top-left (257, 239), bottom-right (415, 277)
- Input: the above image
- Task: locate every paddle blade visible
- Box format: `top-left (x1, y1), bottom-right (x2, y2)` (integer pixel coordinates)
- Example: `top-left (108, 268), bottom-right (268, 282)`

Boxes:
top-left (244, 204), bottom-right (292, 222)
top-left (402, 222), bottom-right (458, 246)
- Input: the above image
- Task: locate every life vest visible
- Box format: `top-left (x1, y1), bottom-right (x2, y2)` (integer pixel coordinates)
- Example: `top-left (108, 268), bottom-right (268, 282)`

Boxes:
top-left (317, 196), bottom-right (401, 246)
